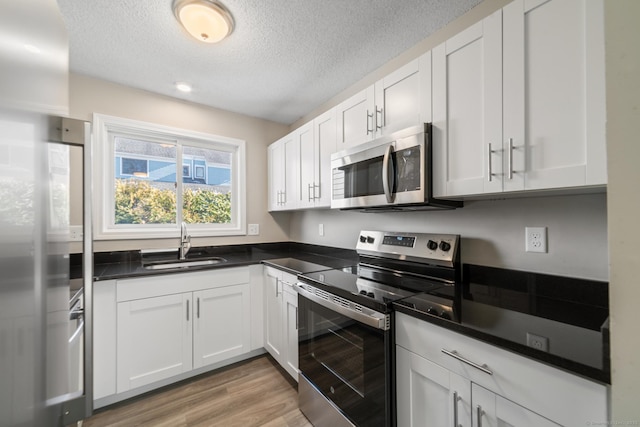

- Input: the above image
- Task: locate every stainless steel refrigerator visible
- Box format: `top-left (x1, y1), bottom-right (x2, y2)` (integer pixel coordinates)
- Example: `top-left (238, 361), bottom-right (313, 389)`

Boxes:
top-left (0, 1), bottom-right (93, 425)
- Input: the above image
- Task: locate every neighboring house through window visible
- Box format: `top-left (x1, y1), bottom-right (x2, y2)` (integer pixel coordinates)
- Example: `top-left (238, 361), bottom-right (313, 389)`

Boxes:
top-left (93, 113), bottom-right (246, 239)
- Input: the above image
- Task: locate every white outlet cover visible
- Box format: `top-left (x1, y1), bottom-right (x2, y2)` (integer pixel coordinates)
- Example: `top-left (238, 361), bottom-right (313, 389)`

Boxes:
top-left (525, 227), bottom-right (547, 253)
top-left (248, 224), bottom-right (259, 235)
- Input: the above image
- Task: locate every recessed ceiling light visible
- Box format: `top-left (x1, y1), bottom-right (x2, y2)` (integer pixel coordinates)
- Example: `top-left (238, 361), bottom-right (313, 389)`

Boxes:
top-left (176, 82), bottom-right (192, 93)
top-left (173, 0), bottom-right (234, 44)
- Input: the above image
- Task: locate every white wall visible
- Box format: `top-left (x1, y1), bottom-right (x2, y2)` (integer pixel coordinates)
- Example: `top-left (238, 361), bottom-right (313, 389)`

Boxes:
top-left (68, 73), bottom-right (291, 252)
top-left (605, 0), bottom-right (640, 421)
top-left (290, 193), bottom-right (608, 281)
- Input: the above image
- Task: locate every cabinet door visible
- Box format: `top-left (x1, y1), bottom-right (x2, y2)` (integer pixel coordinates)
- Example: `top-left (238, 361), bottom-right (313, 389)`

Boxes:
top-left (503, 0), bottom-right (606, 191)
top-left (432, 10), bottom-right (503, 197)
top-left (267, 141), bottom-right (284, 212)
top-left (283, 133), bottom-right (300, 210)
top-left (375, 53), bottom-right (431, 136)
top-left (336, 86), bottom-right (375, 150)
top-left (396, 345), bottom-right (471, 427)
top-left (193, 284), bottom-right (251, 369)
top-left (298, 121), bottom-right (316, 209)
top-left (473, 384), bottom-right (560, 427)
top-left (116, 293), bottom-right (192, 393)
top-left (283, 287), bottom-right (298, 381)
top-left (312, 108), bottom-right (337, 207)
top-left (264, 270), bottom-right (283, 363)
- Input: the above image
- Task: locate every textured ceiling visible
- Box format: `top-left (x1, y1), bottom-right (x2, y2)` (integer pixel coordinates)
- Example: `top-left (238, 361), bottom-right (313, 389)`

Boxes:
top-left (57, 0), bottom-right (482, 125)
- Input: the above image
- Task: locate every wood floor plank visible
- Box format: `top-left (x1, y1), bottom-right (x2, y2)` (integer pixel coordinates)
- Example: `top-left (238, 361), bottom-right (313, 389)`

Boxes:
top-left (83, 355), bottom-right (312, 427)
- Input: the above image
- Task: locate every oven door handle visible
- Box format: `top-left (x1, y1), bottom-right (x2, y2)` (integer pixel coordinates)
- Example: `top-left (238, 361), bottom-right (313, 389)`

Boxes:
top-left (295, 283), bottom-right (389, 331)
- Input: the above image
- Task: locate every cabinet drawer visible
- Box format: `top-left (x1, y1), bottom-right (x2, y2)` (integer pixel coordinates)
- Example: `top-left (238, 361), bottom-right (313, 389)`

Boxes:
top-left (117, 267), bottom-right (250, 302)
top-left (395, 312), bottom-right (607, 426)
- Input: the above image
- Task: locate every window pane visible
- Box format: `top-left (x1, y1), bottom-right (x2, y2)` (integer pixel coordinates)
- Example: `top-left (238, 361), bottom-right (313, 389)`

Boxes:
top-left (182, 145), bottom-right (232, 224)
top-left (114, 137), bottom-right (177, 224)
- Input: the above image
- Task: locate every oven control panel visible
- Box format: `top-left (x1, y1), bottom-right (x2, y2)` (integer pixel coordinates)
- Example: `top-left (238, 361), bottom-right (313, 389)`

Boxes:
top-left (356, 230), bottom-right (459, 267)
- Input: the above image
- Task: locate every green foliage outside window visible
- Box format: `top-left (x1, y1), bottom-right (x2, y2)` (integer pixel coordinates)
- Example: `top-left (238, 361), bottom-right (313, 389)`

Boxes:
top-left (115, 180), bottom-right (230, 225)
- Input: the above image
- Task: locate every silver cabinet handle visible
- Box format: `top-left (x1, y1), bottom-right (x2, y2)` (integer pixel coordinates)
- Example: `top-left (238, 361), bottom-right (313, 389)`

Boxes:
top-left (295, 307), bottom-right (298, 330)
top-left (453, 391), bottom-right (461, 427)
top-left (308, 183), bottom-right (313, 202)
top-left (442, 349), bottom-right (493, 375)
top-left (314, 184), bottom-right (320, 200)
top-left (275, 279), bottom-right (279, 297)
top-left (487, 143), bottom-right (494, 182)
top-left (197, 297), bottom-right (200, 319)
top-left (507, 138), bottom-right (514, 180)
top-left (477, 405), bottom-right (484, 427)
top-left (366, 110), bottom-right (374, 135)
top-left (186, 299), bottom-right (190, 321)
top-left (382, 144), bottom-right (395, 203)
top-left (376, 106), bottom-right (383, 130)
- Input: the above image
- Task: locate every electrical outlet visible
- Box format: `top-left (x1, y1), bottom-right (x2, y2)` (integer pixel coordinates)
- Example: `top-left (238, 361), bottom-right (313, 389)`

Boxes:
top-left (248, 224), bottom-right (259, 235)
top-left (526, 332), bottom-right (549, 352)
top-left (69, 225), bottom-right (83, 241)
top-left (318, 223), bottom-right (324, 236)
top-left (525, 227), bottom-right (547, 253)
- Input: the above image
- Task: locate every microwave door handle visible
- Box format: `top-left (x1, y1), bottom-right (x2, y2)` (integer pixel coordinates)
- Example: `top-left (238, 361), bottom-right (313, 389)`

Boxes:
top-left (382, 145), bottom-right (395, 203)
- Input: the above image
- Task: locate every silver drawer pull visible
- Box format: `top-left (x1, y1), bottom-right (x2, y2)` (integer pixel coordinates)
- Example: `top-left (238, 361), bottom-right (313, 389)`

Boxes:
top-left (441, 348), bottom-right (493, 375)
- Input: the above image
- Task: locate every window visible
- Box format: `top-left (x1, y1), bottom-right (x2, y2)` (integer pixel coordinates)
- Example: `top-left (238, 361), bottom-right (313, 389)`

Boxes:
top-left (194, 164), bottom-right (205, 180)
top-left (121, 157), bottom-right (149, 177)
top-left (93, 114), bottom-right (246, 239)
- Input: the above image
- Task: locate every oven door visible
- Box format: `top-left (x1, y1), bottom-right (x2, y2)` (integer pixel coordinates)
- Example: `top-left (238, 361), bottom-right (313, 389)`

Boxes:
top-left (331, 126), bottom-right (426, 210)
top-left (297, 285), bottom-right (391, 426)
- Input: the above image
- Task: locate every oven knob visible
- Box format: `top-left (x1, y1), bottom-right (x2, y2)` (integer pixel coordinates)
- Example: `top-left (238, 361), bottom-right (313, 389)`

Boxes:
top-left (439, 241), bottom-right (451, 252)
top-left (359, 235), bottom-right (367, 243)
top-left (440, 311), bottom-right (452, 320)
top-left (426, 306), bottom-right (439, 316)
top-left (359, 290), bottom-right (368, 295)
top-left (367, 292), bottom-right (375, 298)
top-left (427, 240), bottom-right (438, 250)
top-left (366, 236), bottom-right (375, 244)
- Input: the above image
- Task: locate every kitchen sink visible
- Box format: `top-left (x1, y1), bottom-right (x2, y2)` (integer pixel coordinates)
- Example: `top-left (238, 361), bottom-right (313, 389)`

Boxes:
top-left (143, 257), bottom-right (227, 270)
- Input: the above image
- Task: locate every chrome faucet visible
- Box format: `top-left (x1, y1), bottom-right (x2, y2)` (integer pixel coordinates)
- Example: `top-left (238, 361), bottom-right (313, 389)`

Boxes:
top-left (180, 221), bottom-right (191, 259)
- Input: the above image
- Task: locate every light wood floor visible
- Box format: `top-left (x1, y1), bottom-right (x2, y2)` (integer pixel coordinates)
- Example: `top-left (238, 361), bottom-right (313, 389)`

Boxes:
top-left (83, 355), bottom-right (313, 427)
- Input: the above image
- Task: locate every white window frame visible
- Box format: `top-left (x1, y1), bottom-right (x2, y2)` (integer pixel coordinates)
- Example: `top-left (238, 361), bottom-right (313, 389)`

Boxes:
top-left (93, 113), bottom-right (246, 239)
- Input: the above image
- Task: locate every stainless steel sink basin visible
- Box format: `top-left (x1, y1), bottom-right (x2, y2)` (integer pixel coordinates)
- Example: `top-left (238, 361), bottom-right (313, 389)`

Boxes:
top-left (143, 257), bottom-right (227, 270)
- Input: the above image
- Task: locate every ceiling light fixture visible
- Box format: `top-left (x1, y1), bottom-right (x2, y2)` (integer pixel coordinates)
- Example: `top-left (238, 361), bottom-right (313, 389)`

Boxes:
top-left (175, 82), bottom-right (192, 92)
top-left (172, 0), bottom-right (234, 43)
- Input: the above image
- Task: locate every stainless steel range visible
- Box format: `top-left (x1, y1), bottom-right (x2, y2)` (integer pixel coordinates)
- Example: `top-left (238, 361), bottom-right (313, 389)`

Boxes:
top-left (296, 230), bottom-right (461, 427)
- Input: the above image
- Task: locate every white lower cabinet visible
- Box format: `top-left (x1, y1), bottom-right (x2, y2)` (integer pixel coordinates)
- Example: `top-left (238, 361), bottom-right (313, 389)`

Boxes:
top-left (282, 282), bottom-right (299, 381)
top-left (397, 345), bottom-right (471, 427)
top-left (473, 383), bottom-right (560, 427)
top-left (263, 266), bottom-right (299, 381)
top-left (117, 293), bottom-right (193, 393)
top-left (193, 284), bottom-right (251, 369)
top-left (94, 267), bottom-right (258, 405)
top-left (396, 312), bottom-right (608, 427)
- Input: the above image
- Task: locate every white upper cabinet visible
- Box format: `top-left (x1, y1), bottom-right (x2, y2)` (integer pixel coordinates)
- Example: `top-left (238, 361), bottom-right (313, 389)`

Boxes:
top-left (432, 10), bottom-right (503, 197)
top-left (375, 53), bottom-right (432, 136)
top-left (434, 0), bottom-right (606, 198)
top-left (336, 53), bottom-right (432, 151)
top-left (268, 109), bottom-right (337, 211)
top-left (336, 86), bottom-right (375, 150)
top-left (268, 132), bottom-right (300, 211)
top-left (300, 109), bottom-right (337, 208)
top-left (503, 0), bottom-right (606, 191)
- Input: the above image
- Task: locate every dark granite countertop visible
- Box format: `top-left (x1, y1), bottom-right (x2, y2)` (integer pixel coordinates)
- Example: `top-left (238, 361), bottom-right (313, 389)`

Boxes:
top-left (87, 242), bottom-right (358, 281)
top-left (394, 264), bottom-right (610, 384)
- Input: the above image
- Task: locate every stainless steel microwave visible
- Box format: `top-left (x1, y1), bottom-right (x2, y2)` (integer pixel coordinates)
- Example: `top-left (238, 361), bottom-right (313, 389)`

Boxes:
top-left (330, 124), bottom-right (462, 211)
